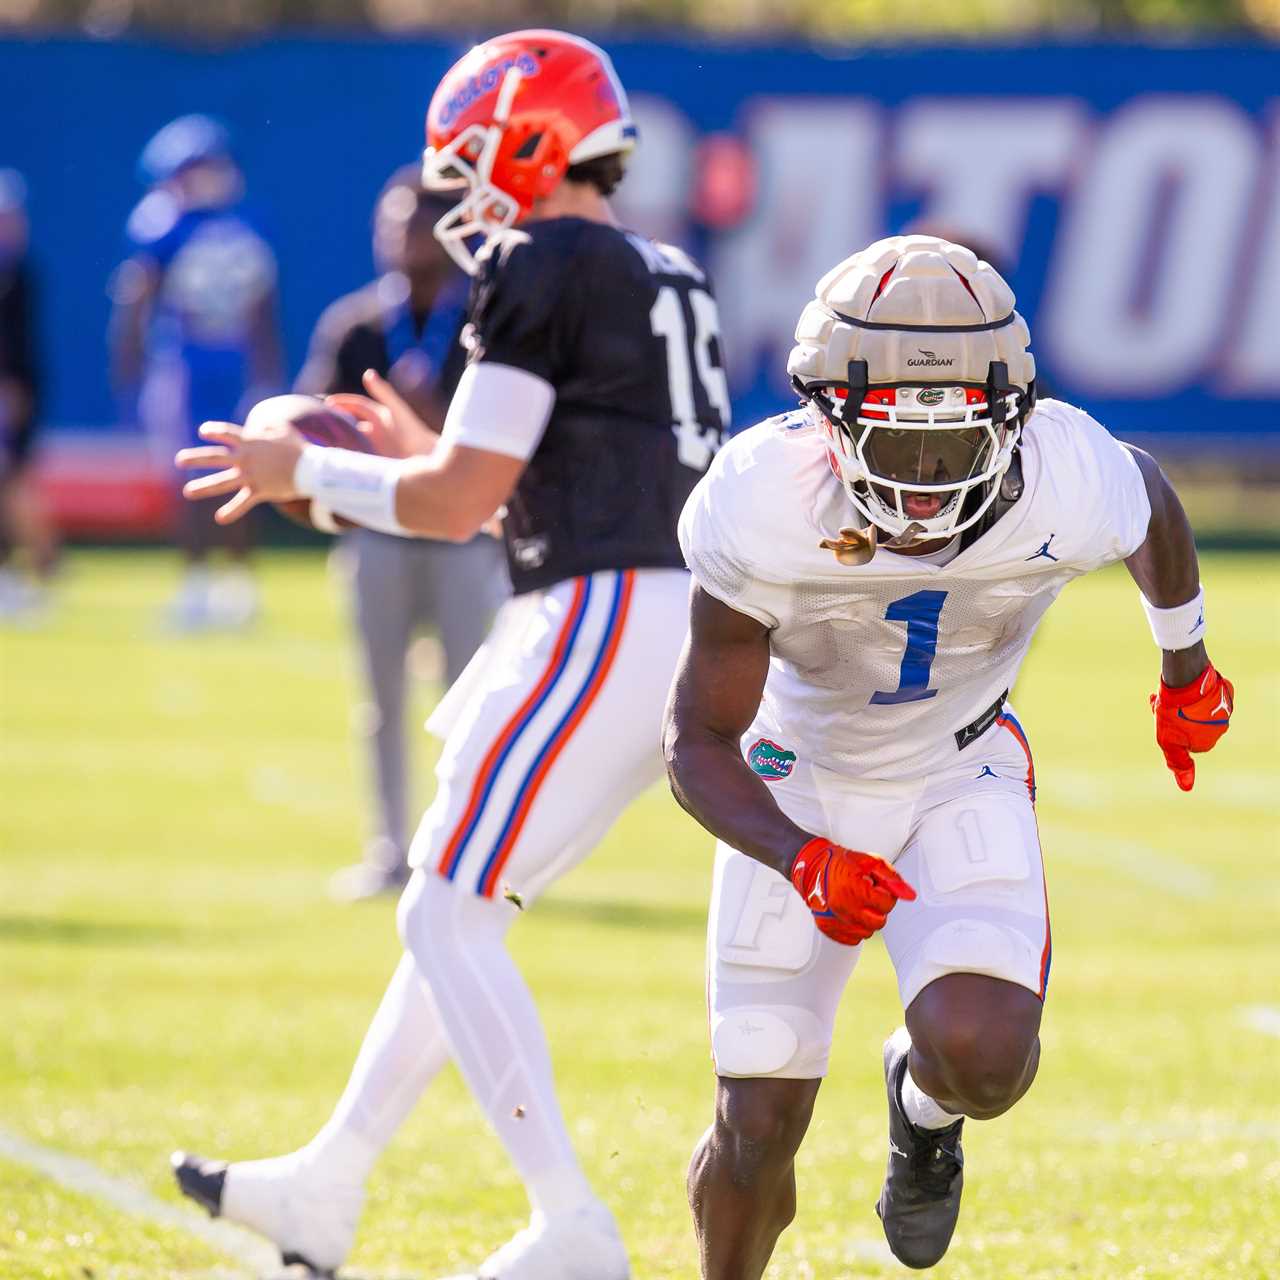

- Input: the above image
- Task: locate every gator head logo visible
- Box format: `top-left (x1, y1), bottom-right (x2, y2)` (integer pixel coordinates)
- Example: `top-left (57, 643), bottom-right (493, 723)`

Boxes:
top-left (916, 387), bottom-right (945, 406)
top-left (748, 738), bottom-right (796, 781)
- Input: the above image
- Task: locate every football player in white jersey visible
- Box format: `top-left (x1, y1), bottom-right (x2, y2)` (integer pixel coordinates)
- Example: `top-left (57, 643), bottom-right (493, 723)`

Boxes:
top-left (663, 236), bottom-right (1234, 1277)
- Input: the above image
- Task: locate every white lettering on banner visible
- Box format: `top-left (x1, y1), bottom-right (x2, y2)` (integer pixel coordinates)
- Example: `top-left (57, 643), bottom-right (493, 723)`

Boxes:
top-left (611, 92), bottom-right (1274, 412)
top-left (895, 99), bottom-right (1087, 260)
top-left (611, 95), bottom-right (697, 248)
top-left (710, 99), bottom-right (881, 391)
top-left (1221, 107), bottom-right (1280, 395)
top-left (1043, 96), bottom-right (1261, 394)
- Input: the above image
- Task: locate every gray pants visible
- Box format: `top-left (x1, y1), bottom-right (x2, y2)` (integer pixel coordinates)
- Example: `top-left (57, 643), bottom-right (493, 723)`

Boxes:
top-left (347, 528), bottom-right (509, 868)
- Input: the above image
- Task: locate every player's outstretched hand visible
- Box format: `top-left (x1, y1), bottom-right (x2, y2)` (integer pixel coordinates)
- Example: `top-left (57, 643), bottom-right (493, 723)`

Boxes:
top-left (175, 417), bottom-right (304, 524)
top-left (1150, 662), bottom-right (1234, 792)
top-left (788, 837), bottom-right (916, 946)
top-left (325, 369), bottom-right (437, 459)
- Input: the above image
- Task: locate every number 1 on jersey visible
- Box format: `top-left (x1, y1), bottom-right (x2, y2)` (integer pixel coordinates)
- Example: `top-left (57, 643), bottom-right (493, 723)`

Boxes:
top-left (871, 590), bottom-right (948, 705)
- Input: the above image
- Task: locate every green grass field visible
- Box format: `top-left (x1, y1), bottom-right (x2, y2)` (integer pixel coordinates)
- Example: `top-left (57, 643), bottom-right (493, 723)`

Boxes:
top-left (2, 548), bottom-right (1278, 1280)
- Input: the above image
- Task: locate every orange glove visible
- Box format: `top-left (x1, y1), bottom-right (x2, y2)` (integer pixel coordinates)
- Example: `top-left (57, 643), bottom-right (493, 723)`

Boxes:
top-left (788, 837), bottom-right (916, 946)
top-left (1150, 662), bottom-right (1234, 792)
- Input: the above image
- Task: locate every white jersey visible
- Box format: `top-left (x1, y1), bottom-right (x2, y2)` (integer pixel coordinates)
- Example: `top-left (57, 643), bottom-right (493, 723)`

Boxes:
top-left (678, 399), bottom-right (1151, 778)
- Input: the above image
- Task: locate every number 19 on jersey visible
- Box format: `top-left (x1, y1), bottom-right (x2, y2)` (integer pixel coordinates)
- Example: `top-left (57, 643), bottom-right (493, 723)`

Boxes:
top-left (650, 285), bottom-right (731, 471)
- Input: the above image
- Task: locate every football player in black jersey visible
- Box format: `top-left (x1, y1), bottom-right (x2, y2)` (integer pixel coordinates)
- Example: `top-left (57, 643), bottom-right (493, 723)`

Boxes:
top-left (171, 30), bottom-right (728, 1279)
top-left (295, 167), bottom-right (508, 903)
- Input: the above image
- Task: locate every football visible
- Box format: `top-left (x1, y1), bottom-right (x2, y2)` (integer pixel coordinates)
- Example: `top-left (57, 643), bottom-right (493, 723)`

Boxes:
top-left (244, 394), bottom-right (374, 531)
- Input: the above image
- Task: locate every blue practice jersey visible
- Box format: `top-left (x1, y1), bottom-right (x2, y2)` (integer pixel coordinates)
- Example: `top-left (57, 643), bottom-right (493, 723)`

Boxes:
top-left (127, 191), bottom-right (277, 430)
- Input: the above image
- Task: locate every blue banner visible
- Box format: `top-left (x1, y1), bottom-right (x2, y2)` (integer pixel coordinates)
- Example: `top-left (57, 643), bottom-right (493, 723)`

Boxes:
top-left (3, 34), bottom-right (1277, 444)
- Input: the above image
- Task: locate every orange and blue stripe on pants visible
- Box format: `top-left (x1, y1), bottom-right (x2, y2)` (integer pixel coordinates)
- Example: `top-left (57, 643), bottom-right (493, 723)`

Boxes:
top-left (435, 570), bottom-right (635, 899)
top-left (998, 708), bottom-right (1051, 999)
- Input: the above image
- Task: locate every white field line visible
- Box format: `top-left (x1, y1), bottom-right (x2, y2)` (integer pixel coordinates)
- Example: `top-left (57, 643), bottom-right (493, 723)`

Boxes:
top-left (1241, 1005), bottom-right (1280, 1038)
top-left (1052, 830), bottom-right (1216, 900)
top-left (0, 1124), bottom-right (897, 1278)
top-left (0, 1126), bottom-right (277, 1276)
top-left (1051, 768), bottom-right (1279, 813)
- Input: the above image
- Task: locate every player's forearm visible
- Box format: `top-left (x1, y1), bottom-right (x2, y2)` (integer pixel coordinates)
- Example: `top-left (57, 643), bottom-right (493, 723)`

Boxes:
top-left (107, 261), bottom-right (154, 395)
top-left (0, 378), bottom-right (32, 430)
top-left (664, 727), bottom-right (811, 877)
top-left (1123, 447), bottom-right (1209, 687)
top-left (108, 300), bottom-right (146, 393)
top-left (248, 293), bottom-right (285, 390)
top-left (394, 453), bottom-right (508, 542)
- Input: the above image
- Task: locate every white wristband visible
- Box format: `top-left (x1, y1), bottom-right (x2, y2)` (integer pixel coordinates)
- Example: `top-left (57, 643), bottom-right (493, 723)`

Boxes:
top-left (293, 444), bottom-right (410, 538)
top-left (1141, 586), bottom-right (1205, 651)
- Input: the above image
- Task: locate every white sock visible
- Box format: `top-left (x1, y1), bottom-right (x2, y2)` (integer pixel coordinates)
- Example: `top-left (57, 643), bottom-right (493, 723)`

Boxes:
top-left (181, 566), bottom-right (212, 596)
top-left (399, 871), bottom-right (597, 1218)
top-left (217, 565), bottom-right (256, 593)
top-left (302, 952), bottom-right (449, 1183)
top-left (899, 1060), bottom-right (964, 1131)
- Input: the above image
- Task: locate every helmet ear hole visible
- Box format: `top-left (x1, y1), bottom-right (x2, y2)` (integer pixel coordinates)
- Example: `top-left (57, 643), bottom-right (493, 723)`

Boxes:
top-left (513, 132), bottom-right (543, 160)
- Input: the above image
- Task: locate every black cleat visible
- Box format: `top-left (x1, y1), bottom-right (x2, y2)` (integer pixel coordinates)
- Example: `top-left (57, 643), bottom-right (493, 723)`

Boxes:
top-left (171, 1150), bottom-right (227, 1218)
top-left (875, 1031), bottom-right (965, 1269)
top-left (279, 1251), bottom-right (335, 1277)
top-left (171, 1148), bottom-right (349, 1277)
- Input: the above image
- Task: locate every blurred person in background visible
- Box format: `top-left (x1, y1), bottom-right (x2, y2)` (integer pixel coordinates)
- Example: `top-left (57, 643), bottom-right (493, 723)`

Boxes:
top-left (295, 166), bottom-right (508, 902)
top-left (109, 114), bottom-right (283, 630)
top-left (0, 169), bottom-right (58, 618)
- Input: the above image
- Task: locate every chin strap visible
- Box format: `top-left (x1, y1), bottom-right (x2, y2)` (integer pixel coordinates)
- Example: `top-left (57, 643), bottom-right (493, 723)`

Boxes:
top-left (956, 362), bottom-right (1030, 551)
top-left (958, 446), bottom-right (1024, 552)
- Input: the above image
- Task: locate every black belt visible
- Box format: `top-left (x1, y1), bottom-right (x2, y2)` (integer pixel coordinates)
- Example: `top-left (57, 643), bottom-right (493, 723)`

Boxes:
top-left (954, 689), bottom-right (1009, 751)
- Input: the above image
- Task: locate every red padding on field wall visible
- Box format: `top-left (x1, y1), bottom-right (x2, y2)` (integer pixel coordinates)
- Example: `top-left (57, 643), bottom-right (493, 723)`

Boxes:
top-left (34, 432), bottom-right (175, 539)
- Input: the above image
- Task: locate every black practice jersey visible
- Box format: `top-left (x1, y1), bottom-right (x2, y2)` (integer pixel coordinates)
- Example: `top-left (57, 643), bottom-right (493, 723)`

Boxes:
top-left (295, 275), bottom-right (469, 401)
top-left (467, 217), bottom-right (729, 594)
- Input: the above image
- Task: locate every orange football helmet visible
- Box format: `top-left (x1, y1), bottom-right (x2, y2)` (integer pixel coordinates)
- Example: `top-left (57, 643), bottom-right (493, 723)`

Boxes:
top-left (422, 29), bottom-right (636, 274)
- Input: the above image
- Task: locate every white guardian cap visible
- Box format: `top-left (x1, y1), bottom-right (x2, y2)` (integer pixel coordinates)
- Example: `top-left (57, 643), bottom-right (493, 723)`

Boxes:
top-left (787, 235), bottom-right (1036, 545)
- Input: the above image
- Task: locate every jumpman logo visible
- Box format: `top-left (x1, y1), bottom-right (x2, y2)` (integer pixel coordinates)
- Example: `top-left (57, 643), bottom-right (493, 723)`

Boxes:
top-left (976, 765), bottom-right (999, 780)
top-left (1025, 534), bottom-right (1059, 563)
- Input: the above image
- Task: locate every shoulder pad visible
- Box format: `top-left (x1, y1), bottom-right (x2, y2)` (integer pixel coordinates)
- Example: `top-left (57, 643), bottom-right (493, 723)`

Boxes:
top-left (320, 282), bottom-right (383, 336)
top-left (774, 408), bottom-right (814, 434)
